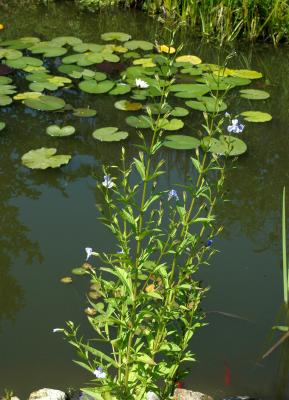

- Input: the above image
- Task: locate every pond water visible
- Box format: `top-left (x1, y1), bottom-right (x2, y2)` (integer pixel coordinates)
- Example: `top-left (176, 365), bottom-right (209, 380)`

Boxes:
top-left (0, 1), bottom-right (289, 399)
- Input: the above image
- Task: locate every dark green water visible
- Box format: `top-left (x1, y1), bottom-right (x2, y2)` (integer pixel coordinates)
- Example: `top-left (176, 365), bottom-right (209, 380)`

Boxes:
top-left (0, 1), bottom-right (289, 399)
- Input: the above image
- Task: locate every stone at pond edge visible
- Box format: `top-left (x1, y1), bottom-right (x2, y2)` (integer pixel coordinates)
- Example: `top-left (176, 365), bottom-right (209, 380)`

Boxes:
top-left (174, 389), bottom-right (213, 400)
top-left (29, 388), bottom-right (66, 400)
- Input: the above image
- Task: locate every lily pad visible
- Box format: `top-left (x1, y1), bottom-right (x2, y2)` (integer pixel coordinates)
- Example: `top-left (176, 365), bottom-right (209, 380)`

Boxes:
top-left (73, 108), bottom-right (97, 117)
top-left (175, 55), bottom-right (202, 65)
top-left (46, 125), bottom-right (76, 137)
top-left (230, 69), bottom-right (263, 79)
top-left (241, 111), bottom-right (272, 122)
top-left (0, 76), bottom-right (12, 84)
top-left (5, 56), bottom-right (43, 69)
top-left (239, 89), bottom-right (270, 100)
top-left (30, 45), bottom-right (67, 57)
top-left (171, 107), bottom-right (189, 117)
top-left (109, 83), bottom-right (131, 95)
top-left (158, 118), bottom-right (184, 131)
top-left (0, 64), bottom-right (14, 75)
top-left (79, 79), bottom-right (115, 94)
top-left (163, 135), bottom-right (200, 150)
top-left (92, 126), bottom-right (129, 142)
top-left (124, 40), bottom-right (154, 51)
top-left (50, 36), bottom-right (82, 46)
top-left (71, 267), bottom-right (87, 276)
top-left (0, 121), bottom-right (5, 131)
top-left (125, 115), bottom-right (151, 129)
top-left (0, 95), bottom-right (12, 106)
top-left (186, 97), bottom-right (227, 113)
top-left (14, 91), bottom-right (42, 100)
top-left (203, 135), bottom-right (247, 156)
top-left (114, 100), bottom-right (142, 111)
top-left (24, 95), bottom-right (66, 111)
top-left (101, 32), bottom-right (131, 42)
top-left (0, 48), bottom-right (22, 60)
top-left (60, 277), bottom-right (73, 284)
top-left (21, 147), bottom-right (71, 169)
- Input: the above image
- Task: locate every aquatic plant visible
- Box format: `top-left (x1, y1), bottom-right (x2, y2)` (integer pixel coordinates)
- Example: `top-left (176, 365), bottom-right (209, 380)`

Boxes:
top-left (53, 34), bottom-right (252, 400)
top-left (282, 187), bottom-right (289, 305)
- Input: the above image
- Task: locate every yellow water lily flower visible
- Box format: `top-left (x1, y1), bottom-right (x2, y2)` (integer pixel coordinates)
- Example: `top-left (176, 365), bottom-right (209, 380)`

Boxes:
top-left (157, 44), bottom-right (176, 54)
top-left (0, 24), bottom-right (4, 30)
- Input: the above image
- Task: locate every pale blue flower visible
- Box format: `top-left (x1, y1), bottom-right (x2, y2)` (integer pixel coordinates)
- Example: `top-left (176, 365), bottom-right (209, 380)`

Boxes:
top-left (102, 175), bottom-right (115, 189)
top-left (52, 328), bottom-right (63, 333)
top-left (93, 366), bottom-right (106, 379)
top-left (85, 247), bottom-right (93, 260)
top-left (227, 119), bottom-right (244, 134)
top-left (168, 189), bottom-right (179, 201)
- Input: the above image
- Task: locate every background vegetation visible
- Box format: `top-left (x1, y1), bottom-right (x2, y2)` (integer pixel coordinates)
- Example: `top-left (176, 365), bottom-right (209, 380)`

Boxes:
top-left (36, 0), bottom-right (289, 44)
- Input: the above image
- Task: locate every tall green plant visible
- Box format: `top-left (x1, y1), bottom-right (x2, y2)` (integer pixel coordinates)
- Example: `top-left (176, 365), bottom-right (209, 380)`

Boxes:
top-left (56, 34), bottom-right (231, 400)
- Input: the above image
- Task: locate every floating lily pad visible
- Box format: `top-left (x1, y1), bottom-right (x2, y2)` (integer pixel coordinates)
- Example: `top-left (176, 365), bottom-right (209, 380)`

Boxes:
top-left (124, 40), bottom-right (154, 51)
top-left (158, 118), bottom-right (184, 131)
top-left (109, 83), bottom-right (131, 95)
top-left (114, 100), bottom-right (142, 111)
top-left (176, 55), bottom-right (202, 65)
top-left (0, 37), bottom-right (40, 49)
top-left (60, 277), bottom-right (73, 284)
top-left (92, 126), bottom-right (129, 142)
top-left (241, 111), bottom-right (272, 122)
top-left (0, 94), bottom-right (12, 106)
top-left (79, 79), bottom-right (115, 94)
top-left (0, 121), bottom-right (5, 131)
top-left (171, 107), bottom-right (189, 117)
top-left (101, 32), bottom-right (131, 42)
top-left (29, 81), bottom-right (58, 92)
top-left (21, 147), bottom-right (71, 169)
top-left (46, 125), bottom-right (76, 137)
top-left (239, 89), bottom-right (270, 100)
top-left (125, 115), bottom-right (151, 128)
top-left (73, 43), bottom-right (104, 53)
top-left (14, 91), bottom-right (42, 100)
top-left (24, 95), bottom-right (66, 111)
top-left (163, 135), bottom-right (200, 150)
top-left (50, 36), bottom-right (83, 46)
top-left (71, 267), bottom-right (87, 275)
top-left (73, 108), bottom-right (97, 117)
top-left (186, 97), bottom-right (227, 113)
top-left (0, 76), bottom-right (12, 84)
top-left (230, 69), bottom-right (263, 79)
top-left (203, 135), bottom-right (247, 156)
top-left (5, 56), bottom-right (43, 69)
top-left (30, 45), bottom-right (67, 57)
top-left (0, 84), bottom-right (17, 95)
top-left (180, 67), bottom-right (203, 76)
top-left (0, 48), bottom-right (22, 60)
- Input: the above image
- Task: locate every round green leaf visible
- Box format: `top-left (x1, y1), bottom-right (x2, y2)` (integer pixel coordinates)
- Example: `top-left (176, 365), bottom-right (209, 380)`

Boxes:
top-left (124, 40), bottom-right (154, 51)
top-left (50, 36), bottom-right (83, 46)
top-left (203, 135), bottom-right (247, 156)
top-left (230, 69), bottom-right (263, 79)
top-left (125, 115), bottom-right (151, 129)
top-left (0, 121), bottom-right (5, 131)
top-left (73, 108), bottom-right (97, 117)
top-left (21, 147), bottom-right (71, 169)
top-left (71, 267), bottom-right (87, 275)
top-left (92, 126), bottom-right (128, 142)
top-left (241, 111), bottom-right (272, 122)
top-left (101, 32), bottom-right (131, 42)
top-left (79, 79), bottom-right (115, 94)
top-left (158, 118), bottom-right (184, 131)
top-left (171, 107), bottom-right (189, 117)
top-left (24, 95), bottom-right (66, 111)
top-left (170, 83), bottom-right (210, 97)
top-left (109, 83), bottom-right (131, 95)
top-left (46, 125), bottom-right (76, 137)
top-left (0, 76), bottom-right (12, 84)
top-left (163, 135), bottom-right (200, 150)
top-left (0, 95), bottom-right (12, 106)
top-left (185, 97), bottom-right (227, 113)
top-left (114, 100), bottom-right (142, 111)
top-left (239, 89), bottom-right (270, 100)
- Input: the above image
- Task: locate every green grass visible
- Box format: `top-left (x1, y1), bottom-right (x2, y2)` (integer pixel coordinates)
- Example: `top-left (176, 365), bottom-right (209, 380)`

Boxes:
top-left (62, 0), bottom-right (289, 44)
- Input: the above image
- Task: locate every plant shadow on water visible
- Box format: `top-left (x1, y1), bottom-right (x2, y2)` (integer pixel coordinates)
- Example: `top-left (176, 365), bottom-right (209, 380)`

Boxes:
top-left (0, 1), bottom-right (288, 399)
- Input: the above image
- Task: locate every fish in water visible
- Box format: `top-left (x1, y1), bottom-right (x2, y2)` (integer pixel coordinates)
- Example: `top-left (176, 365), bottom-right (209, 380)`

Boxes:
top-left (224, 361), bottom-right (231, 386)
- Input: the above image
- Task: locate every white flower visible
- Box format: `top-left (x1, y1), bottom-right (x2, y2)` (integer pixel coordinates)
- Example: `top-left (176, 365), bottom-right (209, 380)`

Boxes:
top-left (227, 118), bottom-right (245, 134)
top-left (93, 367), bottom-right (106, 379)
top-left (85, 247), bottom-right (93, 260)
top-left (52, 328), bottom-right (63, 333)
top-left (102, 175), bottom-right (115, 189)
top-left (135, 78), bottom-right (149, 89)
top-left (146, 392), bottom-right (160, 400)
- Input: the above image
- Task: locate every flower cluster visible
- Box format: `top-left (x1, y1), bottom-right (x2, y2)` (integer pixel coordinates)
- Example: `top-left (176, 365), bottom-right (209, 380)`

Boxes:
top-left (93, 366), bottom-right (106, 379)
top-left (168, 189), bottom-right (179, 201)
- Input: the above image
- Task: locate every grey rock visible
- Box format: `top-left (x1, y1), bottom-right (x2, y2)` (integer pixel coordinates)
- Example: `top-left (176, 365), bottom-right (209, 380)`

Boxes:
top-left (174, 389), bottom-right (213, 400)
top-left (28, 389), bottom-right (66, 400)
